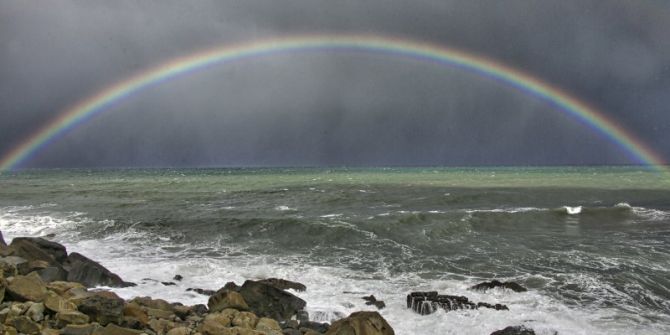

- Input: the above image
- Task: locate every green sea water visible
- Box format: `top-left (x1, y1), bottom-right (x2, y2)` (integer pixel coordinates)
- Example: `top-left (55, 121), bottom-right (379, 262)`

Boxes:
top-left (1, 166), bottom-right (669, 334)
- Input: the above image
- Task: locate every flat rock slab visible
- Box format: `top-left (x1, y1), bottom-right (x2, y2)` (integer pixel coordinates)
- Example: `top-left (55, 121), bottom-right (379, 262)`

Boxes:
top-left (407, 291), bottom-right (508, 315)
top-left (470, 280), bottom-right (527, 293)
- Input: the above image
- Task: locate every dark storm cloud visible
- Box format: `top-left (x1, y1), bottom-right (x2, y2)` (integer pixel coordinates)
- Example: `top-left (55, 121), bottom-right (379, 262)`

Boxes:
top-left (0, 0), bottom-right (668, 168)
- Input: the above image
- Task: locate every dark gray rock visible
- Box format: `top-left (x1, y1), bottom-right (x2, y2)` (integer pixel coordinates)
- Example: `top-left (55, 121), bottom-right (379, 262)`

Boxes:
top-left (8, 237), bottom-right (67, 266)
top-left (470, 280), bottom-right (527, 293)
top-left (490, 326), bottom-right (536, 335)
top-left (362, 295), bottom-right (386, 309)
top-left (239, 280), bottom-right (307, 321)
top-left (407, 291), bottom-right (508, 315)
top-left (0, 230), bottom-right (6, 248)
top-left (161, 281), bottom-right (176, 286)
top-left (300, 321), bottom-right (330, 333)
top-left (257, 278), bottom-right (307, 292)
top-left (186, 287), bottom-right (216, 296)
top-left (173, 274), bottom-right (183, 281)
top-left (77, 294), bottom-right (125, 326)
top-left (64, 252), bottom-right (135, 288)
top-left (36, 266), bottom-right (68, 282)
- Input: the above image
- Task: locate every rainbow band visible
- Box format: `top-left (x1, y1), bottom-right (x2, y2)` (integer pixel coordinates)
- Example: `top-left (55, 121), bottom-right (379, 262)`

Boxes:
top-left (0, 34), bottom-right (666, 171)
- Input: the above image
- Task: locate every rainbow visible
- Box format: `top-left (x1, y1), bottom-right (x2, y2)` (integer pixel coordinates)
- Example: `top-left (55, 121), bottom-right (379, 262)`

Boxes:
top-left (0, 34), bottom-right (666, 172)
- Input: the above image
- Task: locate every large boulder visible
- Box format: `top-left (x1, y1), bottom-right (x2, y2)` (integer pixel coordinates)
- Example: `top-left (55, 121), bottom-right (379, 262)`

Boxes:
top-left (256, 278), bottom-right (306, 292)
top-left (0, 230), bottom-right (6, 248)
top-left (238, 280), bottom-right (306, 321)
top-left (77, 294), bottom-right (125, 325)
top-left (64, 252), bottom-right (134, 288)
top-left (208, 288), bottom-right (249, 312)
top-left (325, 311), bottom-right (394, 335)
top-left (5, 272), bottom-right (48, 302)
top-left (9, 237), bottom-right (67, 265)
top-left (406, 291), bottom-right (507, 315)
top-left (470, 280), bottom-right (527, 293)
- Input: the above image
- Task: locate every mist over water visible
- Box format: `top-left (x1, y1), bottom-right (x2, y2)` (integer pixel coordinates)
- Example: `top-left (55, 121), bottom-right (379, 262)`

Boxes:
top-left (1, 167), bottom-right (669, 334)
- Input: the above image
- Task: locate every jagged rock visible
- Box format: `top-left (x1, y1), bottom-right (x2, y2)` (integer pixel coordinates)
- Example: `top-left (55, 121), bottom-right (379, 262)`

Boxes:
top-left (187, 287), bottom-right (216, 296)
top-left (208, 288), bottom-right (249, 312)
top-left (162, 281), bottom-right (177, 286)
top-left (239, 280), bottom-right (306, 321)
top-left (300, 321), bottom-right (330, 333)
top-left (256, 317), bottom-right (282, 335)
top-left (36, 266), bottom-right (69, 282)
top-left (6, 272), bottom-right (48, 302)
top-left (47, 281), bottom-right (86, 296)
top-left (0, 256), bottom-right (29, 276)
top-left (56, 310), bottom-right (90, 325)
top-left (257, 278), bottom-right (306, 292)
top-left (64, 252), bottom-right (134, 288)
top-left (9, 237), bottom-right (67, 265)
top-left (12, 315), bottom-right (41, 334)
top-left (470, 280), bottom-right (527, 293)
top-left (362, 295), bottom-right (386, 309)
top-left (490, 326), bottom-right (536, 335)
top-left (77, 294), bottom-right (124, 325)
top-left (44, 290), bottom-right (78, 312)
top-left (200, 311), bottom-right (234, 334)
top-left (406, 291), bottom-right (508, 315)
top-left (26, 302), bottom-right (44, 322)
top-left (325, 311), bottom-right (394, 335)
top-left (296, 310), bottom-right (309, 323)
top-left (224, 281), bottom-right (241, 291)
top-left (173, 274), bottom-right (183, 281)
top-left (122, 302), bottom-right (148, 325)
top-left (0, 231), bottom-right (6, 248)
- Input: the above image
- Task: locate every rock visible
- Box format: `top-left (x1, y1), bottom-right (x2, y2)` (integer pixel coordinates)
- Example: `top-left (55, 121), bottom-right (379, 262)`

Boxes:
top-left (296, 310), bottom-right (309, 323)
top-left (167, 327), bottom-right (191, 335)
top-left (406, 291), bottom-right (507, 315)
top-left (256, 317), bottom-right (282, 335)
top-left (162, 281), bottom-right (177, 286)
top-left (0, 231), bottom-right (6, 248)
top-left (325, 311), bottom-right (394, 335)
top-left (470, 280), bottom-right (527, 293)
top-left (282, 329), bottom-right (301, 335)
top-left (173, 274), bottom-right (183, 281)
top-left (26, 302), bottom-right (44, 322)
top-left (9, 237), bottom-right (67, 265)
top-left (490, 326), bottom-right (536, 335)
top-left (148, 318), bottom-right (175, 334)
top-left (146, 307), bottom-right (174, 319)
top-left (92, 323), bottom-right (145, 335)
top-left (362, 295), bottom-right (386, 309)
top-left (300, 321), bottom-right (330, 333)
top-left (36, 266), bottom-right (69, 282)
top-left (46, 281), bottom-right (86, 296)
top-left (232, 311), bottom-right (259, 329)
top-left (60, 323), bottom-right (101, 335)
top-left (173, 304), bottom-right (192, 319)
top-left (129, 296), bottom-right (174, 312)
top-left (191, 304), bottom-right (209, 316)
top-left (238, 280), bottom-right (306, 321)
top-left (77, 294), bottom-right (124, 325)
top-left (64, 252), bottom-right (134, 288)
top-left (6, 272), bottom-right (48, 302)
top-left (12, 315), bottom-right (41, 334)
top-left (256, 278), bottom-right (306, 292)
top-left (208, 289), bottom-right (249, 312)
top-left (44, 290), bottom-right (78, 312)
top-left (200, 312), bottom-right (234, 334)
top-left (301, 330), bottom-right (321, 335)
top-left (41, 328), bottom-right (60, 335)
top-left (57, 310), bottom-right (90, 325)
top-left (224, 281), bottom-right (240, 291)
top-left (122, 302), bottom-right (148, 325)
top-left (187, 288), bottom-right (216, 296)
top-left (0, 256), bottom-right (29, 277)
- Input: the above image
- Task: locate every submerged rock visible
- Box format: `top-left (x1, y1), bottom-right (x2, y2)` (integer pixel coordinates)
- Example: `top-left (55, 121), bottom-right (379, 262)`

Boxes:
top-left (186, 287), bottom-right (216, 296)
top-left (325, 311), bottom-right (394, 335)
top-left (239, 280), bottom-right (306, 321)
top-left (406, 291), bottom-right (508, 315)
top-left (362, 295), bottom-right (386, 309)
top-left (470, 280), bottom-right (527, 293)
top-left (490, 326), bottom-right (536, 335)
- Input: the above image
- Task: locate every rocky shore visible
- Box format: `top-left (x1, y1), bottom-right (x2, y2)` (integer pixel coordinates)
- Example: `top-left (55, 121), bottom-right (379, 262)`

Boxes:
top-left (0, 231), bottom-right (536, 335)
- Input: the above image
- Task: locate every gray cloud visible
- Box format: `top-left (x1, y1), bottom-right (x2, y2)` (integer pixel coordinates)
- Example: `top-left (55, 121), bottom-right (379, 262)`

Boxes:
top-left (1, 0), bottom-right (668, 168)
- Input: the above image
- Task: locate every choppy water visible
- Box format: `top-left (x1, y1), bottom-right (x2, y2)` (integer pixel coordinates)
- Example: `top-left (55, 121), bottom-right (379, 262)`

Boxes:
top-left (1, 167), bottom-right (669, 334)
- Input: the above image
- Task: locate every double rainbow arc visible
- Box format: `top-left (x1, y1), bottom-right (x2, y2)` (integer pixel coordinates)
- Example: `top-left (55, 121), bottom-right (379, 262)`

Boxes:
top-left (0, 34), bottom-right (665, 171)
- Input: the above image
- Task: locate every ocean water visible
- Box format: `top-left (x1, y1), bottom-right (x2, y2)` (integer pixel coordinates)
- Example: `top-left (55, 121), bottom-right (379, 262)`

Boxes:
top-left (1, 167), bottom-right (669, 334)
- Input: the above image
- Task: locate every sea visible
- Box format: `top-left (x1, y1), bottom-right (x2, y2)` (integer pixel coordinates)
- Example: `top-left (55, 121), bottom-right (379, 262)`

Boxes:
top-left (0, 167), bottom-right (669, 334)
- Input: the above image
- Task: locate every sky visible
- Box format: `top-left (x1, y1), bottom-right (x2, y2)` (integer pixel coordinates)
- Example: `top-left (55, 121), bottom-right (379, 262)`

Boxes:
top-left (1, 0), bottom-right (669, 168)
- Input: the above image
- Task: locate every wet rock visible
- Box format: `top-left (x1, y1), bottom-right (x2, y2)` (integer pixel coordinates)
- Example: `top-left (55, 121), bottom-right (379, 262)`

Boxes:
top-left (64, 252), bottom-right (135, 288)
top-left (362, 295), bottom-right (386, 309)
top-left (470, 280), bottom-right (527, 293)
top-left (9, 237), bottom-right (67, 265)
top-left (325, 311), bottom-right (394, 335)
top-left (257, 278), bottom-right (306, 292)
top-left (239, 280), bottom-right (306, 321)
top-left (187, 287), bottom-right (216, 296)
top-left (490, 326), bottom-right (536, 335)
top-left (0, 230), bottom-right (6, 248)
top-left (6, 272), bottom-right (48, 302)
top-left (173, 274), bottom-right (183, 281)
top-left (209, 288), bottom-right (249, 312)
top-left (300, 321), bottom-right (330, 333)
top-left (36, 266), bottom-right (69, 282)
top-left (224, 281), bottom-right (241, 291)
top-left (406, 291), bottom-right (508, 315)
top-left (191, 303), bottom-right (209, 315)
top-left (77, 294), bottom-right (124, 325)
top-left (296, 310), bottom-right (309, 323)
top-left (162, 281), bottom-right (177, 286)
